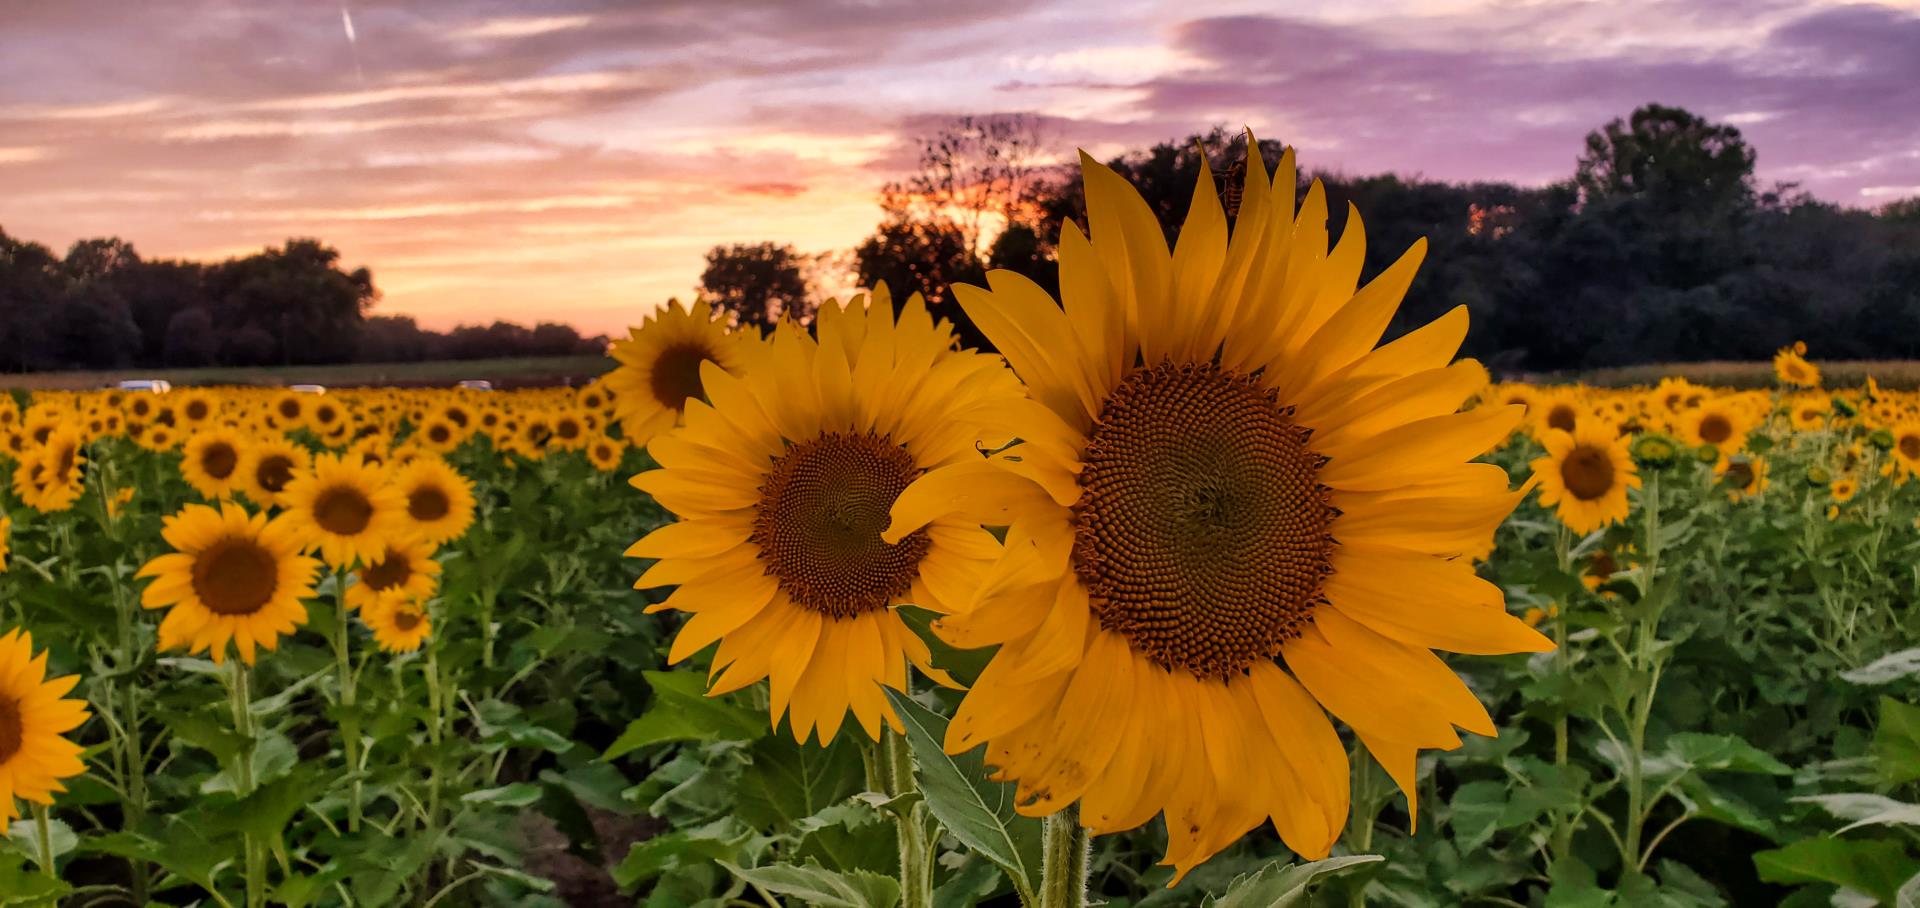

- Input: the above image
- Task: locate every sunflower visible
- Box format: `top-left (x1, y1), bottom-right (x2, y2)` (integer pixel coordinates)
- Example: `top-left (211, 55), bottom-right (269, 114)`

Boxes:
top-left (0, 629), bottom-right (91, 830)
top-left (1830, 476), bottom-right (1860, 503)
top-left (181, 429), bottom-right (250, 500)
top-left (605, 299), bottom-right (751, 445)
top-left (879, 142), bottom-right (1548, 876)
top-left (361, 589), bottom-right (432, 654)
top-left (175, 390), bottom-right (217, 430)
top-left (345, 537), bottom-right (441, 612)
top-left (1789, 395), bottom-right (1832, 432)
top-left (1532, 391), bottom-right (1587, 438)
top-left (1774, 344), bottom-right (1820, 388)
top-left (268, 390), bottom-right (308, 431)
top-left (19, 428), bottom-right (86, 514)
top-left (1889, 422), bottom-right (1920, 477)
top-left (585, 434), bottom-right (626, 472)
top-left (280, 454), bottom-right (406, 568)
top-left (1531, 423), bottom-right (1640, 534)
top-left (631, 288), bottom-right (1018, 744)
top-left (0, 515), bottom-right (10, 572)
top-left (1677, 399), bottom-right (1749, 455)
top-left (547, 409), bottom-right (590, 451)
top-left (1719, 455), bottom-right (1770, 502)
top-left (137, 502), bottom-right (320, 664)
top-left (413, 417), bottom-right (463, 454)
top-left (389, 456), bottom-right (477, 546)
top-left (238, 438), bottom-right (311, 510)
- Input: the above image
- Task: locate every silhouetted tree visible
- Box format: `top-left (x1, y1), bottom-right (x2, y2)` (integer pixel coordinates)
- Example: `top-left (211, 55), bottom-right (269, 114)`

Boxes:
top-left (700, 242), bottom-right (813, 330)
top-left (164, 308), bottom-right (219, 366)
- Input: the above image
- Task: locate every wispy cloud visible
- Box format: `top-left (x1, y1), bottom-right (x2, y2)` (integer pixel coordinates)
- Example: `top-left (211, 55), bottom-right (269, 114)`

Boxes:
top-left (0, 0), bottom-right (1914, 334)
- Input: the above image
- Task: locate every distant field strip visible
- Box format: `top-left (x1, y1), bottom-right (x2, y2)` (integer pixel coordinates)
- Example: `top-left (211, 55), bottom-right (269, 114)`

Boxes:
top-left (0, 354), bottom-right (615, 390)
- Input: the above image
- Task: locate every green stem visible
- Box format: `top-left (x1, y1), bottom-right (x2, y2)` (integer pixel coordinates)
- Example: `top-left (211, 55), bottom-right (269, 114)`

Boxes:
top-left (424, 637), bottom-right (445, 832)
top-left (115, 571), bottom-right (150, 904)
top-left (228, 659), bottom-right (265, 908)
top-left (32, 803), bottom-right (55, 879)
top-left (1621, 469), bottom-right (1664, 874)
top-left (881, 730), bottom-right (933, 908)
top-left (333, 569), bottom-right (362, 833)
top-left (1039, 806), bottom-right (1091, 908)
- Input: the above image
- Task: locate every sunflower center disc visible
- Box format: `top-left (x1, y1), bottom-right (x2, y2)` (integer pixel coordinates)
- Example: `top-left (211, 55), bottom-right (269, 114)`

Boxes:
top-left (193, 540), bottom-right (280, 616)
top-left (1072, 361), bottom-right (1336, 680)
top-left (394, 610), bottom-right (423, 632)
top-left (1546, 405), bottom-right (1577, 433)
top-left (1725, 461), bottom-right (1755, 490)
top-left (1560, 447), bottom-right (1616, 500)
top-left (257, 455), bottom-right (294, 494)
top-left (203, 442), bottom-right (238, 480)
top-left (651, 343), bottom-right (714, 413)
top-left (751, 432), bottom-right (930, 619)
top-left (314, 486), bottom-right (374, 535)
top-left (1698, 414), bottom-right (1732, 445)
top-left (361, 549), bottom-right (412, 591)
top-left (409, 487), bottom-right (450, 522)
top-left (1902, 435), bottom-right (1920, 460)
top-left (0, 695), bottom-right (21, 763)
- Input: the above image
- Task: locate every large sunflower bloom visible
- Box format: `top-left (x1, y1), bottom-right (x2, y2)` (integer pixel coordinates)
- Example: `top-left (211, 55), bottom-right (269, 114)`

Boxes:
top-left (280, 454), bottom-right (407, 568)
top-left (388, 456), bottom-right (477, 546)
top-left (604, 299), bottom-right (751, 445)
top-left (346, 537), bottom-right (442, 613)
top-left (181, 429), bottom-right (250, 501)
top-left (881, 142), bottom-right (1549, 877)
top-left (1530, 422), bottom-right (1640, 534)
top-left (362, 590), bottom-right (432, 654)
top-left (237, 438), bottom-right (311, 510)
top-left (1774, 344), bottom-right (1820, 388)
top-left (137, 503), bottom-right (321, 664)
top-left (630, 289), bottom-right (1018, 744)
top-left (0, 629), bottom-right (91, 830)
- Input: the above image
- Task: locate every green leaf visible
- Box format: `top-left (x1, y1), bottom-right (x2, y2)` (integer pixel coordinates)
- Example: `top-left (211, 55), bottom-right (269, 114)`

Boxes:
top-left (884, 689), bottom-right (1041, 905)
top-left (1841, 649), bottom-right (1920, 685)
top-left (0, 852), bottom-right (70, 906)
top-left (721, 859), bottom-right (901, 908)
top-left (604, 671), bottom-right (766, 760)
top-left (1794, 794), bottom-right (1920, 833)
top-left (1, 819), bottom-right (76, 869)
top-left (736, 733), bottom-right (864, 832)
top-left (1666, 733), bottom-right (1793, 775)
top-left (611, 817), bottom-right (754, 891)
top-left (1204, 855), bottom-right (1386, 907)
top-left (1447, 780), bottom-right (1511, 852)
top-left (463, 783), bottom-right (546, 809)
top-left (1754, 837), bottom-right (1920, 903)
top-left (1876, 698), bottom-right (1920, 785)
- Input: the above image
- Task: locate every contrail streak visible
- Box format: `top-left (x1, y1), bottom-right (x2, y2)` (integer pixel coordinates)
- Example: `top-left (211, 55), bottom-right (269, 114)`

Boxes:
top-left (341, 6), bottom-right (366, 85)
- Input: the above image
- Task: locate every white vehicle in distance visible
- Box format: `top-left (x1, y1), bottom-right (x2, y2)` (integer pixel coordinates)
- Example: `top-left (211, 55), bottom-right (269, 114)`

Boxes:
top-left (116, 379), bottom-right (172, 393)
top-left (455, 380), bottom-right (494, 391)
top-left (288, 384), bottom-right (327, 394)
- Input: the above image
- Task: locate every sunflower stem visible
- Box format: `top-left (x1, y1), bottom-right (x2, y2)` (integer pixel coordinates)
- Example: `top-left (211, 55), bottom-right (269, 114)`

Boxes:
top-left (32, 803), bottom-right (55, 879)
top-left (1039, 806), bottom-right (1091, 908)
top-left (332, 568), bottom-right (363, 833)
top-left (881, 729), bottom-right (934, 908)
top-left (228, 658), bottom-right (265, 908)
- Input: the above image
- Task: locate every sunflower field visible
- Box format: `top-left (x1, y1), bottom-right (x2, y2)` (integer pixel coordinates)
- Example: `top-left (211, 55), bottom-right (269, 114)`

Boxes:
top-left (2, 142), bottom-right (1919, 908)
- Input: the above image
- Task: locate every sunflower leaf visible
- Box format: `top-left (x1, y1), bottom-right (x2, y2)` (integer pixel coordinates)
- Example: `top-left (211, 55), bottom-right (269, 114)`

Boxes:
top-left (604, 670), bottom-right (766, 760)
top-left (1204, 854), bottom-right (1385, 907)
top-left (884, 688), bottom-right (1041, 905)
top-left (721, 859), bottom-right (901, 908)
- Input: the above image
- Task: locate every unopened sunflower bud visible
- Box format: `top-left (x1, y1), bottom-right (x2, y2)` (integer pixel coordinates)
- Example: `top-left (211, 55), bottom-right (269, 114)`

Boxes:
top-left (1694, 444), bottom-right (1720, 464)
top-left (1805, 464), bottom-right (1832, 487)
top-left (1870, 429), bottom-right (1894, 451)
top-left (1630, 433), bottom-right (1679, 469)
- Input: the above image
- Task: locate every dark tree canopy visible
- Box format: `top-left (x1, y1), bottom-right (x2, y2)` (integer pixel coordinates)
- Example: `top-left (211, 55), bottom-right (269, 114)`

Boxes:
top-left (699, 242), bottom-right (815, 331)
top-left (0, 231), bottom-right (607, 371)
top-left (1576, 103), bottom-right (1757, 215)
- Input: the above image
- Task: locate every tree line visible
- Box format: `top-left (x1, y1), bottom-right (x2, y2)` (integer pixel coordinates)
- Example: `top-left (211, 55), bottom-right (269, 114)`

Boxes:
top-left (701, 104), bottom-right (1920, 371)
top-left (0, 234), bottom-right (607, 372)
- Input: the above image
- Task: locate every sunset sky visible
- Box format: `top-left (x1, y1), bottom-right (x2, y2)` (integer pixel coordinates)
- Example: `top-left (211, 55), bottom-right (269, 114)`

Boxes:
top-left (3, 0), bottom-right (1917, 335)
